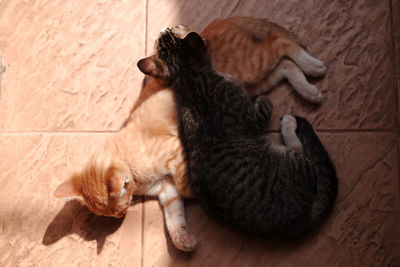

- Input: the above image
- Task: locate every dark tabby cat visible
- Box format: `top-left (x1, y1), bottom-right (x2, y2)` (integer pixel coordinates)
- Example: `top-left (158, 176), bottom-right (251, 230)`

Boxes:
top-left (137, 28), bottom-right (338, 237)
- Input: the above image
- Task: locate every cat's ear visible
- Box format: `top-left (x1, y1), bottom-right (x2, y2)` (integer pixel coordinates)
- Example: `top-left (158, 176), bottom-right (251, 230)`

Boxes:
top-left (108, 176), bottom-right (130, 198)
top-left (54, 174), bottom-right (83, 200)
top-left (137, 55), bottom-right (165, 78)
top-left (183, 32), bottom-right (207, 63)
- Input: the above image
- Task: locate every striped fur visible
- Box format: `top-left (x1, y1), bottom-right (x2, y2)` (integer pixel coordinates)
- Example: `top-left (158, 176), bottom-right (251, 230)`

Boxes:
top-left (149, 29), bottom-right (338, 237)
top-left (201, 16), bottom-right (325, 102)
top-left (55, 17), bottom-right (332, 252)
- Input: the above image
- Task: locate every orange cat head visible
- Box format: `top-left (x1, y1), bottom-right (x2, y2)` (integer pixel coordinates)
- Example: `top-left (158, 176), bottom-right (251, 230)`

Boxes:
top-left (137, 25), bottom-right (209, 81)
top-left (54, 150), bottom-right (134, 218)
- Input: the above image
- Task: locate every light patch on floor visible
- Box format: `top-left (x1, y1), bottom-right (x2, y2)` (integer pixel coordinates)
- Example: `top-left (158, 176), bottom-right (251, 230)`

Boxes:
top-left (0, 54), bottom-right (5, 100)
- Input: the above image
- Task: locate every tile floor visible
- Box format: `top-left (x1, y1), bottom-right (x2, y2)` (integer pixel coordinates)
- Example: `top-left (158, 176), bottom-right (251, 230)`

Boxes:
top-left (0, 0), bottom-right (399, 266)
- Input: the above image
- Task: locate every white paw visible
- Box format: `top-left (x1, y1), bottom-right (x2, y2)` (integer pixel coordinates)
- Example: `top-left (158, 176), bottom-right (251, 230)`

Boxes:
top-left (280, 115), bottom-right (304, 153)
top-left (297, 51), bottom-right (326, 77)
top-left (173, 233), bottom-right (197, 252)
top-left (304, 85), bottom-right (323, 104)
top-left (307, 57), bottom-right (326, 77)
top-left (172, 225), bottom-right (197, 252)
top-left (280, 115), bottom-right (297, 137)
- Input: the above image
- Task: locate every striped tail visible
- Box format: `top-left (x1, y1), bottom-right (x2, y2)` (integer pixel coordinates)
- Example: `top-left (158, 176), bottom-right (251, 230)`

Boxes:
top-left (295, 116), bottom-right (338, 222)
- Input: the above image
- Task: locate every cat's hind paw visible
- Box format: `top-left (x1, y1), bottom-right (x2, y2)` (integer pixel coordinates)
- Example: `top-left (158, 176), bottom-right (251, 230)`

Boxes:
top-left (254, 95), bottom-right (273, 128)
top-left (296, 51), bottom-right (326, 77)
top-left (303, 85), bottom-right (323, 104)
top-left (305, 57), bottom-right (326, 77)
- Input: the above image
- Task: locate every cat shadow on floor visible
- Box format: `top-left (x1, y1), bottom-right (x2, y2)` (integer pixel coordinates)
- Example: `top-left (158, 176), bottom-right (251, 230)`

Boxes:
top-left (43, 76), bottom-right (165, 255)
top-left (42, 199), bottom-right (139, 254)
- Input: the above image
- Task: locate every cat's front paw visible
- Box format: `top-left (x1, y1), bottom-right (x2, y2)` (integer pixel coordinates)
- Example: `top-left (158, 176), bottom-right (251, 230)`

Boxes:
top-left (280, 115), bottom-right (297, 136)
top-left (172, 230), bottom-right (197, 252)
top-left (254, 95), bottom-right (273, 125)
top-left (280, 115), bottom-right (304, 153)
top-left (255, 95), bottom-right (273, 114)
top-left (171, 224), bottom-right (197, 252)
top-left (305, 85), bottom-right (323, 104)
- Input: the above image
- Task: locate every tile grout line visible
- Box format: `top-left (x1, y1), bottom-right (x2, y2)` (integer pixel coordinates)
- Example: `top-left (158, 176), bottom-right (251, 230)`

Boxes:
top-left (314, 128), bottom-right (400, 133)
top-left (389, 0), bottom-right (400, 131)
top-left (145, 0), bottom-right (148, 56)
top-left (398, 138), bottom-right (400, 207)
top-left (0, 131), bottom-right (117, 136)
top-left (0, 128), bottom-right (399, 136)
top-left (141, 0), bottom-right (148, 266)
top-left (268, 129), bottom-right (400, 133)
top-left (141, 197), bottom-right (145, 267)
top-left (388, 0), bottom-right (400, 207)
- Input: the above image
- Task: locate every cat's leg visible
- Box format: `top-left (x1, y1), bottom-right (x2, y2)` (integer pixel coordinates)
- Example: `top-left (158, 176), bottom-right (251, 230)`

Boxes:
top-left (254, 95), bottom-right (273, 129)
top-left (148, 178), bottom-right (197, 251)
top-left (285, 45), bottom-right (326, 77)
top-left (267, 59), bottom-right (323, 104)
top-left (170, 156), bottom-right (195, 199)
top-left (280, 115), bottom-right (304, 153)
top-left (270, 36), bottom-right (326, 77)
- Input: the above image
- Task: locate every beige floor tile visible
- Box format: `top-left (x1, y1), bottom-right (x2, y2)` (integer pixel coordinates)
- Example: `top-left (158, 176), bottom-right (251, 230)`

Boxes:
top-left (0, 0), bottom-right (399, 266)
top-left (147, 0), bottom-right (396, 130)
top-left (0, 1), bottom-right (146, 132)
top-left (142, 132), bottom-right (400, 266)
top-left (0, 134), bottom-right (142, 266)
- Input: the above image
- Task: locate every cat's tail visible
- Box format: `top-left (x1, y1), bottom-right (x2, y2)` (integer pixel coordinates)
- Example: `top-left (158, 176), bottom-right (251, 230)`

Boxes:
top-left (295, 116), bottom-right (338, 223)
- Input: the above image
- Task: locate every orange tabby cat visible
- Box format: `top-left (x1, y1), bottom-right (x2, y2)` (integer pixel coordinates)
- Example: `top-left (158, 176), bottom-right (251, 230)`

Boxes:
top-left (55, 16), bottom-right (326, 252)
top-left (203, 16), bottom-right (325, 101)
top-left (55, 77), bottom-right (196, 251)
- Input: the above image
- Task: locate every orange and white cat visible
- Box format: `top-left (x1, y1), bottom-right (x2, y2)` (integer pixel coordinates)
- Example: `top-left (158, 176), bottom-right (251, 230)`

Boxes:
top-left (55, 16), bottom-right (326, 252)
top-left (203, 17), bottom-right (325, 101)
top-left (55, 77), bottom-right (196, 251)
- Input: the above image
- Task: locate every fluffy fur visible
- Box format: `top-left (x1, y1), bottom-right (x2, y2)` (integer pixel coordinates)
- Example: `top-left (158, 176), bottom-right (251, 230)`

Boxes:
top-left (202, 17), bottom-right (325, 102)
top-left (55, 17), bottom-right (329, 251)
top-left (55, 77), bottom-right (196, 251)
top-left (138, 27), bottom-right (337, 237)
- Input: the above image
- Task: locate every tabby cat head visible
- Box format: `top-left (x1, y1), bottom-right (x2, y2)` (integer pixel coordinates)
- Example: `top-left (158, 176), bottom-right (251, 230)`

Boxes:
top-left (137, 25), bottom-right (209, 81)
top-left (54, 150), bottom-right (134, 218)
